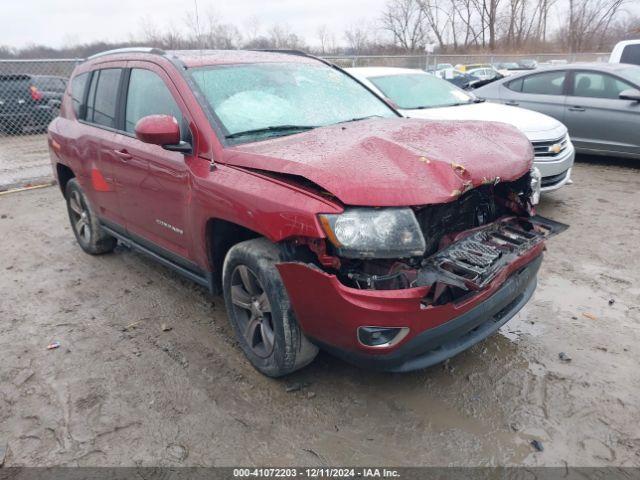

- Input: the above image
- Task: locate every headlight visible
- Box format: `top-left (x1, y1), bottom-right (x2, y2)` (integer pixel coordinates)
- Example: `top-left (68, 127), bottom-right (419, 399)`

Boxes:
top-left (319, 208), bottom-right (426, 259)
top-left (530, 166), bottom-right (541, 205)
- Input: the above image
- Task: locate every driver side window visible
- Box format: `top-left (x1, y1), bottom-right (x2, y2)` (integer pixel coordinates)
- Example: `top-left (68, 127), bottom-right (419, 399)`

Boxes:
top-left (571, 72), bottom-right (633, 99)
top-left (125, 69), bottom-right (183, 134)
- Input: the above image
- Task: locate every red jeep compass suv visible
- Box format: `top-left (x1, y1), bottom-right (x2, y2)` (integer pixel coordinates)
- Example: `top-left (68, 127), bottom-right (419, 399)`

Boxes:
top-left (48, 48), bottom-right (565, 376)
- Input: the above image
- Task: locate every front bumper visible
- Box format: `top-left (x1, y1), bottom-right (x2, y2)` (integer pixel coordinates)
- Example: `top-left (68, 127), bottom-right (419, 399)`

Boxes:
top-left (277, 245), bottom-right (544, 372)
top-left (534, 141), bottom-right (575, 192)
top-left (325, 255), bottom-right (540, 372)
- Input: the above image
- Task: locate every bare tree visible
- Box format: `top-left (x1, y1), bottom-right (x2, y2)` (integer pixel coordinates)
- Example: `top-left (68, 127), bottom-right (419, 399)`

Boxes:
top-left (344, 23), bottom-right (372, 55)
top-left (380, 0), bottom-right (430, 51)
top-left (564, 0), bottom-right (627, 52)
top-left (267, 24), bottom-right (307, 50)
top-left (317, 25), bottom-right (337, 54)
top-left (418, 0), bottom-right (453, 50)
top-left (243, 16), bottom-right (262, 45)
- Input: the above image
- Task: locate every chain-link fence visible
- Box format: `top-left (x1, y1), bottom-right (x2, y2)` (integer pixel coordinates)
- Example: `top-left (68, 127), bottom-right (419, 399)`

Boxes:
top-left (0, 52), bottom-right (610, 189)
top-left (0, 59), bottom-right (79, 189)
top-left (324, 52), bottom-right (609, 69)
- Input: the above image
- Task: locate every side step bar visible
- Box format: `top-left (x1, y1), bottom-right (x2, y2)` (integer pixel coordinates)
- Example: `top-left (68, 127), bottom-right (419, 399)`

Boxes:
top-left (101, 225), bottom-right (213, 292)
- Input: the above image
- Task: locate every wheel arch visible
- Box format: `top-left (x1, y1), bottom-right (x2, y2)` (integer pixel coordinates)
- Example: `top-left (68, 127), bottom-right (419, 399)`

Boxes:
top-left (56, 163), bottom-right (75, 196)
top-left (205, 218), bottom-right (262, 294)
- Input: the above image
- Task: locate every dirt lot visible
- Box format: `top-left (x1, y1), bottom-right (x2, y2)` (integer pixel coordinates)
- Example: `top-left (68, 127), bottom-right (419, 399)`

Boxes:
top-left (0, 133), bottom-right (52, 191)
top-left (0, 157), bottom-right (639, 467)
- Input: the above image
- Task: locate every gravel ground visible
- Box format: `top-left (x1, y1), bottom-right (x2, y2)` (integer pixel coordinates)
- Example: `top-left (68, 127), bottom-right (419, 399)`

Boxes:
top-left (0, 133), bottom-right (52, 191)
top-left (0, 157), bottom-right (638, 467)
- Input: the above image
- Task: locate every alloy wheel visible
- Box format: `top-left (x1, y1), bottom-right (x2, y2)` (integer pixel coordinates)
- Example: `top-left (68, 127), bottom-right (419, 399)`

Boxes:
top-left (69, 190), bottom-right (91, 244)
top-left (230, 265), bottom-right (275, 358)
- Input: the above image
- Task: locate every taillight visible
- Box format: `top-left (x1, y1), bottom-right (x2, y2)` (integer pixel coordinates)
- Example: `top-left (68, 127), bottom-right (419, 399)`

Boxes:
top-left (29, 85), bottom-right (43, 101)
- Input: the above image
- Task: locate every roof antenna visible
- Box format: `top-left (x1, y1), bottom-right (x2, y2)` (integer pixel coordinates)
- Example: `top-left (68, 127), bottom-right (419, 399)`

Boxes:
top-left (193, 0), bottom-right (204, 51)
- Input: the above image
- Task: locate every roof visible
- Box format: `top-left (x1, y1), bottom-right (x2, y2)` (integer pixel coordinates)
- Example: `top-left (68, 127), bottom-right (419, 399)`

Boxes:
top-left (346, 67), bottom-right (426, 77)
top-left (84, 47), bottom-right (321, 69)
top-left (612, 39), bottom-right (640, 48)
top-left (167, 49), bottom-right (320, 68)
top-left (499, 62), bottom-right (638, 80)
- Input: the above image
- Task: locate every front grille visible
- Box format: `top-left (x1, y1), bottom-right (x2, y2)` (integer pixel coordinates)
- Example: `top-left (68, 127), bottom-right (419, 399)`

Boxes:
top-left (541, 169), bottom-right (568, 188)
top-left (415, 185), bottom-right (498, 255)
top-left (532, 134), bottom-right (568, 159)
top-left (414, 174), bottom-right (532, 256)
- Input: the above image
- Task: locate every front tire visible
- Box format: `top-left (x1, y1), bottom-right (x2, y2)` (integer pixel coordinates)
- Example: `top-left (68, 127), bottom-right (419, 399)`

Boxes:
top-left (222, 238), bottom-right (318, 377)
top-left (65, 178), bottom-right (117, 255)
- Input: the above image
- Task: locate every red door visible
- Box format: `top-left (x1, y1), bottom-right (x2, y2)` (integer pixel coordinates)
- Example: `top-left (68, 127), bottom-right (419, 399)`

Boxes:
top-left (111, 63), bottom-right (194, 261)
top-left (83, 66), bottom-right (128, 227)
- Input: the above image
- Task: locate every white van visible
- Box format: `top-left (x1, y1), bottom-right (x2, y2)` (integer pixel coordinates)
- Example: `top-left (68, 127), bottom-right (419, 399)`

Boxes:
top-left (610, 40), bottom-right (640, 65)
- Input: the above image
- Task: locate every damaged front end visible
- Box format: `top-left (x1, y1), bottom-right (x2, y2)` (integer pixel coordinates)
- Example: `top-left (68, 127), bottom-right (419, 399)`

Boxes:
top-left (300, 171), bottom-right (566, 306)
top-left (277, 170), bottom-right (566, 370)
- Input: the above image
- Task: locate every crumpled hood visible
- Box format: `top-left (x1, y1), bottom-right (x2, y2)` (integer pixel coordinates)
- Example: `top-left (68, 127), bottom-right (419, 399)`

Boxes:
top-left (223, 118), bottom-right (533, 207)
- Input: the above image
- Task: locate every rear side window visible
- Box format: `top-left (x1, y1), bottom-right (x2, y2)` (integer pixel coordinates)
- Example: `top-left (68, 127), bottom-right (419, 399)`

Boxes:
top-left (507, 77), bottom-right (523, 92)
top-left (34, 77), bottom-right (66, 92)
top-left (70, 73), bottom-right (89, 118)
top-left (125, 69), bottom-right (182, 133)
top-left (621, 45), bottom-right (640, 66)
top-left (86, 69), bottom-right (122, 129)
top-left (572, 72), bottom-right (633, 99)
top-left (521, 71), bottom-right (566, 95)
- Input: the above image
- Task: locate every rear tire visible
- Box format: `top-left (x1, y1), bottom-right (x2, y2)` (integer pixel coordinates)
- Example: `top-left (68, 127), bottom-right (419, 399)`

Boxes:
top-left (65, 178), bottom-right (117, 255)
top-left (222, 238), bottom-right (319, 377)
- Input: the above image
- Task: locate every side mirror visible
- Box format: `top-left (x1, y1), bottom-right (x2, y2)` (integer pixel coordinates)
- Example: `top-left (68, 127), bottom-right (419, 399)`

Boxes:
top-left (619, 89), bottom-right (640, 102)
top-left (135, 115), bottom-right (191, 152)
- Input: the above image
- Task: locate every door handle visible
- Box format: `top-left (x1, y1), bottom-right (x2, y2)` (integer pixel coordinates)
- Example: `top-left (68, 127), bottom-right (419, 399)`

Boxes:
top-left (505, 100), bottom-right (519, 106)
top-left (568, 106), bottom-right (585, 112)
top-left (113, 149), bottom-right (132, 161)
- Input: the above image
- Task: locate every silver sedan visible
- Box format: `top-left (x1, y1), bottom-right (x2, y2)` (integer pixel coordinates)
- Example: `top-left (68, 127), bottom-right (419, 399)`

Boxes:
top-left (474, 63), bottom-right (640, 159)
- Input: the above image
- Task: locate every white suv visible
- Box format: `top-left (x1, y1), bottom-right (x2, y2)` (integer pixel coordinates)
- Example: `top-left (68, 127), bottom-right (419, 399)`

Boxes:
top-left (610, 40), bottom-right (640, 66)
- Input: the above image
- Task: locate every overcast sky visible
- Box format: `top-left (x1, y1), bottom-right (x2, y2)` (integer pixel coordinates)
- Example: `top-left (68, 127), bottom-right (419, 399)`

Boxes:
top-left (1, 0), bottom-right (390, 49)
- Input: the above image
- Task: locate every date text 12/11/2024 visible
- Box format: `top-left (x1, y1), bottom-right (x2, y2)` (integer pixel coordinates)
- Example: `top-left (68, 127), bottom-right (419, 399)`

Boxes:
top-left (233, 468), bottom-right (401, 478)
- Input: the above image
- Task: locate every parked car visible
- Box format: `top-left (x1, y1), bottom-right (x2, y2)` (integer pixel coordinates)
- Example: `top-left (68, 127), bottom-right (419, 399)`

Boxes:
top-left (455, 63), bottom-right (492, 73)
top-left (436, 62), bottom-right (454, 70)
top-left (347, 67), bottom-right (575, 192)
top-left (475, 63), bottom-right (640, 159)
top-left (610, 40), bottom-right (640, 66)
top-left (518, 59), bottom-right (538, 70)
top-left (435, 68), bottom-right (485, 90)
top-left (0, 74), bottom-right (66, 134)
top-left (466, 66), bottom-right (504, 83)
top-left (494, 62), bottom-right (523, 76)
top-left (48, 48), bottom-right (565, 376)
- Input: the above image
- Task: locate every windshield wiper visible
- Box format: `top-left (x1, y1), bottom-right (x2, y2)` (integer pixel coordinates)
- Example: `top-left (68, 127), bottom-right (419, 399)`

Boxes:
top-left (336, 115), bottom-right (384, 124)
top-left (225, 125), bottom-right (316, 139)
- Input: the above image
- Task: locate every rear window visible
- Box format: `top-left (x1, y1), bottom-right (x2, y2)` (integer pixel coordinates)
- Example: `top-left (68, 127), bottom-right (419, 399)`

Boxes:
top-left (33, 77), bottom-right (66, 92)
top-left (620, 44), bottom-right (640, 66)
top-left (0, 75), bottom-right (30, 95)
top-left (86, 69), bottom-right (123, 129)
top-left (70, 73), bottom-right (89, 118)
